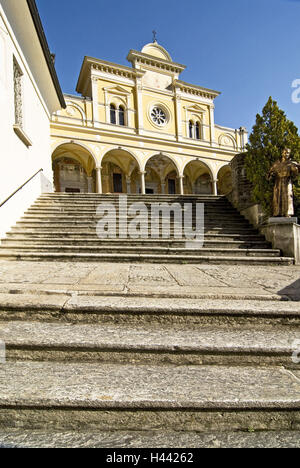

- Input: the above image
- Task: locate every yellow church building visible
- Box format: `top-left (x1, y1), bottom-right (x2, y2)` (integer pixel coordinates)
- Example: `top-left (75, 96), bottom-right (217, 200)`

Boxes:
top-left (51, 40), bottom-right (248, 196)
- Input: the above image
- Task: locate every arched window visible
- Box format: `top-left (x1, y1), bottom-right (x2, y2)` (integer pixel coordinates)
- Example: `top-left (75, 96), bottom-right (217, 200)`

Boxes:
top-left (119, 106), bottom-right (125, 126)
top-left (195, 122), bottom-right (201, 140)
top-left (110, 104), bottom-right (116, 124)
top-left (189, 121), bottom-right (194, 139)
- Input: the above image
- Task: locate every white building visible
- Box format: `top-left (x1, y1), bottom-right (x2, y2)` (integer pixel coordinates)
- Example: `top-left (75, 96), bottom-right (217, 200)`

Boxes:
top-left (0, 0), bottom-right (65, 240)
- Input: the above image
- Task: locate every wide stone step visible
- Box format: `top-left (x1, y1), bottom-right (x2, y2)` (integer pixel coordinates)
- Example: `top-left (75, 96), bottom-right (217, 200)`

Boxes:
top-left (34, 198), bottom-right (232, 204)
top-left (0, 245), bottom-right (281, 257)
top-left (13, 225), bottom-right (259, 235)
top-left (0, 429), bottom-right (299, 448)
top-left (9, 229), bottom-right (261, 237)
top-left (1, 238), bottom-right (272, 249)
top-left (1, 320), bottom-right (299, 367)
top-left (0, 294), bottom-right (299, 326)
top-left (29, 206), bottom-right (240, 212)
top-left (0, 362), bottom-right (299, 431)
top-left (4, 232), bottom-right (267, 241)
top-left (33, 203), bottom-right (232, 210)
top-left (24, 212), bottom-right (246, 220)
top-left (0, 251), bottom-right (292, 264)
top-left (17, 219), bottom-right (252, 228)
top-left (39, 194), bottom-right (225, 200)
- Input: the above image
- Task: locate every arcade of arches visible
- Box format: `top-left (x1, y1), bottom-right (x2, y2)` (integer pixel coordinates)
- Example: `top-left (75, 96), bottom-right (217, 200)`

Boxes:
top-left (52, 144), bottom-right (232, 196)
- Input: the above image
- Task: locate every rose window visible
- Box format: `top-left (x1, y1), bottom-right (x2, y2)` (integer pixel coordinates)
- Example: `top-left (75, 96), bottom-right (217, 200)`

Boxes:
top-left (151, 107), bottom-right (167, 126)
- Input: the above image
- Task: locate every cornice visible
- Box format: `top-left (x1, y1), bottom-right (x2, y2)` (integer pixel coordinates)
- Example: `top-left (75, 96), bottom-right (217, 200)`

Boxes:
top-left (26, 0), bottom-right (66, 108)
top-left (90, 59), bottom-right (144, 79)
top-left (127, 50), bottom-right (186, 75)
top-left (176, 80), bottom-right (221, 100)
top-left (76, 56), bottom-right (145, 96)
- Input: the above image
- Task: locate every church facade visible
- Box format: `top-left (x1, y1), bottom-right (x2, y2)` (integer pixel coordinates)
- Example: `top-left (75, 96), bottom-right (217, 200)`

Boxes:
top-left (51, 41), bottom-right (248, 196)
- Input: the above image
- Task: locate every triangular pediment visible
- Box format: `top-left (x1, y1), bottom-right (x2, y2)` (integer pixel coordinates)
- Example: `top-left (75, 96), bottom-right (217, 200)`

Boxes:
top-left (186, 104), bottom-right (206, 113)
top-left (104, 85), bottom-right (131, 96)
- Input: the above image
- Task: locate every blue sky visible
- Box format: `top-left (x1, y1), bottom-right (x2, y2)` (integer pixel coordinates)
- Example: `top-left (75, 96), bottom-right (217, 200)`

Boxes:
top-left (36, 0), bottom-right (300, 134)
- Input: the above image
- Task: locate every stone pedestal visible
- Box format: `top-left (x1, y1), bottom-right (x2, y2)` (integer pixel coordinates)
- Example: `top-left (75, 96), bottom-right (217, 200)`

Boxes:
top-left (261, 219), bottom-right (300, 265)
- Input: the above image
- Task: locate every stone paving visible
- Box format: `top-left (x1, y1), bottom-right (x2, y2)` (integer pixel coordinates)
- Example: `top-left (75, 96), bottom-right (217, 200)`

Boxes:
top-left (0, 260), bottom-right (299, 300)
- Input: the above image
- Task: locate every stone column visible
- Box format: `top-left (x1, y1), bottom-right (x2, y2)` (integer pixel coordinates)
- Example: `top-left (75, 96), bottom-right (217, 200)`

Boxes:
top-left (136, 79), bottom-right (143, 135)
top-left (91, 76), bottom-right (100, 128)
top-left (161, 182), bottom-right (166, 194)
top-left (212, 179), bottom-right (218, 196)
top-left (87, 176), bottom-right (93, 193)
top-left (96, 167), bottom-right (102, 194)
top-left (209, 105), bottom-right (215, 144)
top-left (174, 92), bottom-right (182, 141)
top-left (126, 176), bottom-right (131, 194)
top-left (178, 176), bottom-right (184, 195)
top-left (140, 171), bottom-right (146, 195)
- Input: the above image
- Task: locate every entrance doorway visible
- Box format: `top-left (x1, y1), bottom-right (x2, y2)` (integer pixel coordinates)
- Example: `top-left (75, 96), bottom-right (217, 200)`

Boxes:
top-left (168, 179), bottom-right (176, 194)
top-left (113, 173), bottom-right (123, 193)
top-left (65, 188), bottom-right (81, 193)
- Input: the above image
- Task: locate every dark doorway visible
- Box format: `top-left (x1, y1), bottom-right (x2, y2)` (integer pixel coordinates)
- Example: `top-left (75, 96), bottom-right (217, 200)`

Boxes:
top-left (146, 188), bottom-right (154, 194)
top-left (168, 179), bottom-right (176, 194)
top-left (113, 173), bottom-right (123, 193)
top-left (65, 188), bottom-right (81, 193)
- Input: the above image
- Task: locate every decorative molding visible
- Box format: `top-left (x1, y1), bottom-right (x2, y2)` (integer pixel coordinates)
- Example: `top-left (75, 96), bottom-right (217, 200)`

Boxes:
top-left (218, 133), bottom-right (237, 150)
top-left (177, 80), bottom-right (220, 100)
top-left (127, 49), bottom-right (186, 75)
top-left (65, 100), bottom-right (87, 123)
top-left (90, 62), bottom-right (142, 81)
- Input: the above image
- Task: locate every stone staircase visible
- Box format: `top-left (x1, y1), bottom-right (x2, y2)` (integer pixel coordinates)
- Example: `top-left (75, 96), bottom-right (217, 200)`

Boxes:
top-left (0, 293), bottom-right (299, 447)
top-left (0, 193), bottom-right (299, 447)
top-left (0, 193), bottom-right (294, 265)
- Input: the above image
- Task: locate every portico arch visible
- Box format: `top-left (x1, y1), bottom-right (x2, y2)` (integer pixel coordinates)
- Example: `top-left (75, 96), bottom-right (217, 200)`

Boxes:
top-left (144, 154), bottom-right (180, 194)
top-left (101, 148), bottom-right (141, 194)
top-left (217, 164), bottom-right (233, 195)
top-left (52, 142), bottom-right (97, 193)
top-left (183, 159), bottom-right (214, 195)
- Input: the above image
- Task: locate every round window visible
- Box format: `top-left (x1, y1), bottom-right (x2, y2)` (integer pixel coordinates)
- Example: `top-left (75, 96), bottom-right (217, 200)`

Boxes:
top-left (151, 107), bottom-right (167, 127)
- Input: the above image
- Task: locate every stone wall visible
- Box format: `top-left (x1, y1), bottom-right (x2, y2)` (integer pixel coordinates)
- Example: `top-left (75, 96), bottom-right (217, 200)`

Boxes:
top-left (227, 153), bottom-right (267, 228)
top-left (228, 153), bottom-right (253, 211)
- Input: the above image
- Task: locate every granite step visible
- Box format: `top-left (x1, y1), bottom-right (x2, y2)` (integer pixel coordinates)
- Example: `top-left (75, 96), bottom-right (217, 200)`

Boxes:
top-left (16, 220), bottom-right (253, 229)
top-left (10, 227), bottom-right (262, 235)
top-left (0, 251), bottom-right (292, 265)
top-left (22, 214), bottom-right (248, 222)
top-left (0, 429), bottom-right (299, 448)
top-left (0, 362), bottom-right (299, 431)
top-left (0, 245), bottom-right (281, 257)
top-left (38, 194), bottom-right (225, 200)
top-left (1, 320), bottom-right (299, 367)
top-left (4, 232), bottom-right (267, 242)
top-left (0, 294), bottom-right (299, 326)
top-left (1, 238), bottom-right (272, 249)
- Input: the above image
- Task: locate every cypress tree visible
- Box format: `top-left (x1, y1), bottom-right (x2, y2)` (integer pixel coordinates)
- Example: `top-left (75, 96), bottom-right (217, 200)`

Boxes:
top-left (245, 97), bottom-right (300, 215)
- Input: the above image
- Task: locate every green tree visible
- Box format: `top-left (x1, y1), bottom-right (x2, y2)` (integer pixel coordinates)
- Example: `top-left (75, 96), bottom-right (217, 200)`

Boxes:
top-left (244, 97), bottom-right (300, 215)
